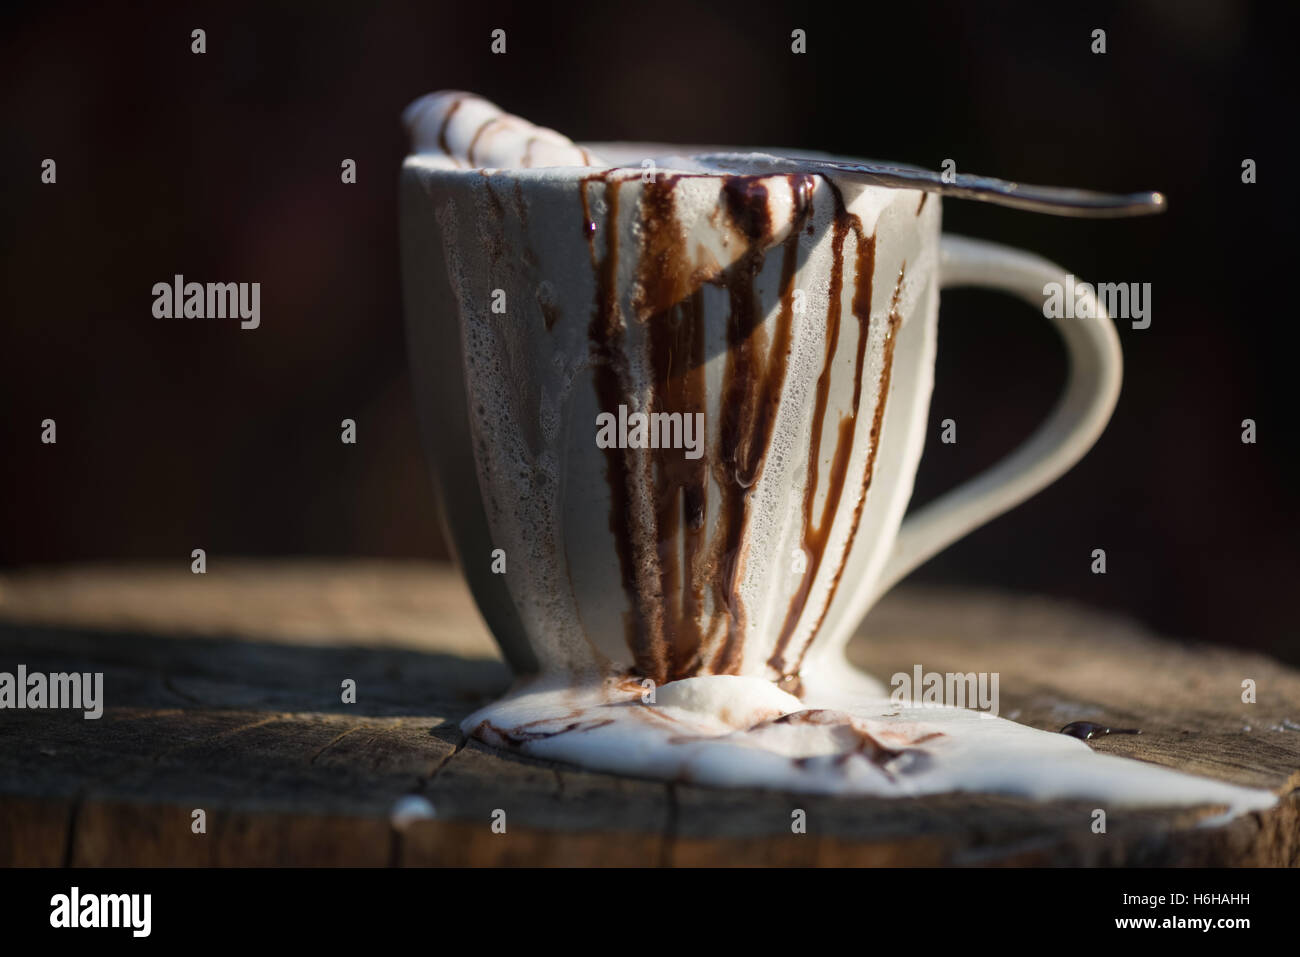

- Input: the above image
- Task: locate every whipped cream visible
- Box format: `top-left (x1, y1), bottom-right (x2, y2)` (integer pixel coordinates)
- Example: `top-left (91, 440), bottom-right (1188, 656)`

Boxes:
top-left (403, 91), bottom-right (602, 169)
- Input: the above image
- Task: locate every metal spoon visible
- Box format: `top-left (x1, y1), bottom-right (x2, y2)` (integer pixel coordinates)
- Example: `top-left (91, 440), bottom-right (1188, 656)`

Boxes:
top-left (692, 151), bottom-right (1167, 218)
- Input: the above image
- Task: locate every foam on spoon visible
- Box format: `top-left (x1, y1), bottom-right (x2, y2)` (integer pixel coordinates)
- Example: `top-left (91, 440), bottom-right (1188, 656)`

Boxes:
top-left (409, 91), bottom-right (1278, 822)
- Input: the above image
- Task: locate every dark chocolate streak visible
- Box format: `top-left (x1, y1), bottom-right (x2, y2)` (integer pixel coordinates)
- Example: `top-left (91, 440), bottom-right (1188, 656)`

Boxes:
top-left (512, 180), bottom-right (538, 269)
top-left (635, 177), bottom-right (709, 678)
top-left (708, 176), bottom-right (813, 676)
top-left (538, 294), bottom-right (560, 331)
top-left (480, 172), bottom-right (506, 217)
top-left (584, 173), bottom-right (657, 677)
top-left (475, 172), bottom-right (507, 267)
top-left (513, 180), bottom-right (529, 230)
top-left (588, 173), bottom-right (815, 683)
top-left (766, 188), bottom-right (866, 677)
top-left (780, 257), bottom-right (905, 679)
top-left (767, 185), bottom-right (906, 681)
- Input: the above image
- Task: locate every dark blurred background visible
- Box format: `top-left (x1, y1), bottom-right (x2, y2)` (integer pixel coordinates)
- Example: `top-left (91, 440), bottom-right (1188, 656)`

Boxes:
top-left (1, 1), bottom-right (1295, 662)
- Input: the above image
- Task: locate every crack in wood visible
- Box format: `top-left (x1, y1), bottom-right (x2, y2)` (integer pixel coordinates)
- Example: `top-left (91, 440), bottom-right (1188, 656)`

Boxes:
top-left (61, 795), bottom-right (82, 868)
top-left (423, 733), bottom-right (468, 786)
top-left (150, 713), bottom-right (285, 764)
top-left (382, 732), bottom-right (469, 868)
top-left (4, 568), bottom-right (1298, 866)
top-left (163, 675), bottom-right (207, 706)
top-left (309, 726), bottom-right (363, 766)
top-left (659, 783), bottom-right (679, 868)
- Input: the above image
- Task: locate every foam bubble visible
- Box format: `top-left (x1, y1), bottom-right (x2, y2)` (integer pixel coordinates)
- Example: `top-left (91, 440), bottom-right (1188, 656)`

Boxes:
top-left (389, 795), bottom-right (437, 830)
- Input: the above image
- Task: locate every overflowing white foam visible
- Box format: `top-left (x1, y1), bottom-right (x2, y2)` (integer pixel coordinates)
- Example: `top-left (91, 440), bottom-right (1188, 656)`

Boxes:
top-left (463, 665), bottom-right (1277, 819)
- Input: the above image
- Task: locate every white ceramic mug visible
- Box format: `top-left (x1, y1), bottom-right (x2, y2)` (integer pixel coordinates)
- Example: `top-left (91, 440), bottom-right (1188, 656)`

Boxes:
top-left (400, 145), bottom-right (1121, 689)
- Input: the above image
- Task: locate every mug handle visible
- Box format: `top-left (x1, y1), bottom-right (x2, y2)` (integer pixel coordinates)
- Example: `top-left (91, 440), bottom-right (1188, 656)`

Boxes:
top-left (869, 234), bottom-right (1123, 601)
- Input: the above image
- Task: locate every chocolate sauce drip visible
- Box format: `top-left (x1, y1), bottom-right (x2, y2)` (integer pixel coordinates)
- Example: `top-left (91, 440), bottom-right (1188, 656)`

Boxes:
top-left (777, 674), bottom-right (805, 698)
top-left (646, 286), bottom-right (709, 677)
top-left (916, 192), bottom-right (928, 215)
top-left (512, 180), bottom-right (530, 231)
top-left (635, 176), bottom-right (707, 679)
top-left (709, 176), bottom-right (813, 675)
top-left (579, 186), bottom-right (599, 247)
top-left (1060, 721), bottom-right (1142, 740)
top-left (588, 171), bottom-right (821, 683)
top-left (636, 176), bottom-right (697, 317)
top-left (583, 168), bottom-right (913, 686)
top-left (788, 252), bottom-right (902, 681)
top-left (584, 173), bottom-right (663, 679)
top-left (538, 294), bottom-right (560, 331)
top-left (782, 260), bottom-right (905, 677)
top-left (475, 172), bottom-right (508, 266)
top-left (480, 173), bottom-right (506, 217)
top-left (768, 194), bottom-right (911, 680)
top-left (767, 185), bottom-right (883, 679)
top-left (511, 180), bottom-right (538, 269)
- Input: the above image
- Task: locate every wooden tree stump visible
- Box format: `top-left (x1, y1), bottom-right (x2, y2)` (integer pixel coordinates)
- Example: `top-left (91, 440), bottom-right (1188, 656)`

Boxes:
top-left (0, 561), bottom-right (1296, 866)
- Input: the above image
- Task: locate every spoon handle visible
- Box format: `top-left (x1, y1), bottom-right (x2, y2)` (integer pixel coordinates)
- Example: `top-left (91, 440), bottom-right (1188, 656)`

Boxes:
top-left (693, 152), bottom-right (1167, 218)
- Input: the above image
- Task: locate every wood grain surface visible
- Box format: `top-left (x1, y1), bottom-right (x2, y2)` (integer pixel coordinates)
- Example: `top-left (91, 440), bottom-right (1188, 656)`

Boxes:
top-left (0, 561), bottom-right (1295, 866)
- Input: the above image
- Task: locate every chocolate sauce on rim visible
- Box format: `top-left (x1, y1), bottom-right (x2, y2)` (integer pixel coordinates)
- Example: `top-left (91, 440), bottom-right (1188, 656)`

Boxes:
top-left (466, 116), bottom-right (498, 167)
top-left (437, 94), bottom-right (467, 162)
top-left (722, 176), bottom-right (773, 241)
